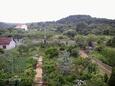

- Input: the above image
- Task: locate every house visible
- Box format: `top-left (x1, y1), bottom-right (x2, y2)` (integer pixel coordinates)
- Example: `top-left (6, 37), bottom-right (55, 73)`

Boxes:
top-left (15, 24), bottom-right (28, 31)
top-left (0, 37), bottom-right (16, 50)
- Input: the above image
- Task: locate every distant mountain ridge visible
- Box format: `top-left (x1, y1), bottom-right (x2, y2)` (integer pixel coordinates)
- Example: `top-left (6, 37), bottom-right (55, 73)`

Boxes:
top-left (57, 15), bottom-right (115, 26)
top-left (0, 22), bottom-right (16, 29)
top-left (1, 15), bottom-right (115, 29)
top-left (27, 15), bottom-right (115, 30)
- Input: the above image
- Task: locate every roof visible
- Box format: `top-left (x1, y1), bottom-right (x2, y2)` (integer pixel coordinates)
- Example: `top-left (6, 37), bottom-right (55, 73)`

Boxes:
top-left (0, 37), bottom-right (12, 45)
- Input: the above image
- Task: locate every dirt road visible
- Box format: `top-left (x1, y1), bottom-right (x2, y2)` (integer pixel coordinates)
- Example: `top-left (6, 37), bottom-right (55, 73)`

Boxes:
top-left (34, 56), bottom-right (43, 86)
top-left (79, 50), bottom-right (112, 77)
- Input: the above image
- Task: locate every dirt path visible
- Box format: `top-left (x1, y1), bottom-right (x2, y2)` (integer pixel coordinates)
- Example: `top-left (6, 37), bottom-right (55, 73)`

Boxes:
top-left (34, 56), bottom-right (43, 86)
top-left (79, 50), bottom-right (88, 58)
top-left (79, 50), bottom-right (112, 77)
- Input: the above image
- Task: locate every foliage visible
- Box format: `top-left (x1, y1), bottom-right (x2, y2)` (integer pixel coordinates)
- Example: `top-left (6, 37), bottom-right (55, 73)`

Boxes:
top-left (66, 46), bottom-right (79, 57)
top-left (45, 47), bottom-right (58, 58)
top-left (0, 48), bottom-right (4, 54)
top-left (86, 74), bottom-right (108, 86)
top-left (70, 48), bottom-right (79, 57)
top-left (108, 67), bottom-right (115, 86)
top-left (91, 47), bottom-right (115, 67)
top-left (100, 47), bottom-right (115, 66)
top-left (63, 29), bottom-right (76, 38)
top-left (0, 44), bottom-right (38, 85)
top-left (106, 36), bottom-right (115, 47)
top-left (1, 14), bottom-right (115, 86)
top-left (57, 50), bottom-right (72, 74)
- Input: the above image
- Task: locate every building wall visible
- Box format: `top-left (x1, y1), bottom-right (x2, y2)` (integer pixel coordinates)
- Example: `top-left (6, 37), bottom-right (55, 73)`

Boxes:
top-left (15, 24), bottom-right (28, 31)
top-left (6, 39), bottom-right (16, 50)
top-left (0, 45), bottom-right (3, 48)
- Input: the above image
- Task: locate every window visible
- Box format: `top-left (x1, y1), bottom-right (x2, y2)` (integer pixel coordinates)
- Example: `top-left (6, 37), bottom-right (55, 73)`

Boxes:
top-left (3, 46), bottom-right (6, 49)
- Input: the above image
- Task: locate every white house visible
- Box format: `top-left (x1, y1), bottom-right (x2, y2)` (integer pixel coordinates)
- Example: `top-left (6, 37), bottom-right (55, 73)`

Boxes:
top-left (15, 24), bottom-right (28, 31)
top-left (0, 37), bottom-right (16, 50)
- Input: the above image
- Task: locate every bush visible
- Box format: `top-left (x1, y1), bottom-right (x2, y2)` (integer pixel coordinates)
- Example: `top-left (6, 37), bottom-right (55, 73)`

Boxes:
top-left (0, 48), bottom-right (4, 54)
top-left (106, 37), bottom-right (115, 47)
top-left (70, 48), bottom-right (79, 57)
top-left (45, 47), bottom-right (58, 58)
top-left (63, 29), bottom-right (76, 38)
top-left (108, 67), bottom-right (115, 86)
top-left (95, 45), bottom-right (104, 52)
top-left (100, 47), bottom-right (115, 66)
top-left (20, 78), bottom-right (32, 86)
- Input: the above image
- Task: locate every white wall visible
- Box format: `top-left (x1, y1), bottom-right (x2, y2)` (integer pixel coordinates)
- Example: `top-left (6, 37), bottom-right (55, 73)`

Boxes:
top-left (0, 45), bottom-right (3, 48)
top-left (6, 39), bottom-right (16, 50)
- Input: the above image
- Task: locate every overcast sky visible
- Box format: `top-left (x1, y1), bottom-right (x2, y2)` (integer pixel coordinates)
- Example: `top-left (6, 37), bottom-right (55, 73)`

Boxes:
top-left (0, 0), bottom-right (114, 23)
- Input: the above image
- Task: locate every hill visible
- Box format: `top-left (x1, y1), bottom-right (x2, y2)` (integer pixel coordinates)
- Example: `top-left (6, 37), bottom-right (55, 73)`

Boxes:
top-left (57, 15), bottom-right (115, 25)
top-left (0, 15), bottom-right (115, 35)
top-left (0, 22), bottom-right (16, 29)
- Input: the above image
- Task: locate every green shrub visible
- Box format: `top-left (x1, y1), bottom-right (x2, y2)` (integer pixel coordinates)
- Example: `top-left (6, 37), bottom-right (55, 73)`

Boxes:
top-left (108, 67), bottom-right (115, 86)
top-left (70, 48), bottom-right (79, 57)
top-left (45, 47), bottom-right (58, 58)
top-left (106, 37), bottom-right (115, 47)
top-left (0, 48), bottom-right (4, 54)
top-left (101, 48), bottom-right (115, 66)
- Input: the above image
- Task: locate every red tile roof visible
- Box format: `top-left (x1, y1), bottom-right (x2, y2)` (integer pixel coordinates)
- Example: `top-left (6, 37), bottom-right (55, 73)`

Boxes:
top-left (0, 37), bottom-right (12, 45)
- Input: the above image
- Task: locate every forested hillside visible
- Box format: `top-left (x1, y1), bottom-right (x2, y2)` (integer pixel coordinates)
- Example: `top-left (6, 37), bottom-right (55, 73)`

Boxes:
top-left (0, 22), bottom-right (15, 29)
top-left (1, 15), bottom-right (115, 35)
top-left (28, 15), bottom-right (115, 35)
top-left (0, 15), bottom-right (115, 86)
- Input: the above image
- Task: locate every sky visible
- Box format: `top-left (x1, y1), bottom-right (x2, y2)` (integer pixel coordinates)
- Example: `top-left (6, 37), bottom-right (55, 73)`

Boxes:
top-left (0, 0), bottom-right (115, 23)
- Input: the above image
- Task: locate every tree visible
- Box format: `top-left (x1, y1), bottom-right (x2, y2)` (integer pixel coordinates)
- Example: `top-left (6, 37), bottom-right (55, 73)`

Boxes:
top-left (56, 26), bottom-right (64, 33)
top-left (76, 22), bottom-right (88, 35)
top-left (106, 37), bottom-right (115, 47)
top-left (63, 29), bottom-right (76, 38)
top-left (100, 47), bottom-right (115, 66)
top-left (57, 50), bottom-right (72, 74)
top-left (103, 29), bottom-right (110, 35)
top-left (108, 67), bottom-right (115, 86)
top-left (45, 47), bottom-right (58, 58)
top-left (70, 48), bottom-right (79, 57)
top-left (74, 35), bottom-right (87, 48)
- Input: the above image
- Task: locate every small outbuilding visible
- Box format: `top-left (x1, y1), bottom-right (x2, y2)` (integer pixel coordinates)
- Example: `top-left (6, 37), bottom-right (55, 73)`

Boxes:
top-left (0, 37), bottom-right (16, 50)
top-left (15, 24), bottom-right (28, 31)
